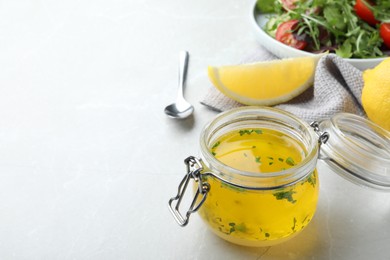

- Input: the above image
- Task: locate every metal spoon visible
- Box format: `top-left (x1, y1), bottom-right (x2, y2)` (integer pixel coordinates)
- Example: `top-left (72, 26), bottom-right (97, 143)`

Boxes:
top-left (164, 51), bottom-right (194, 119)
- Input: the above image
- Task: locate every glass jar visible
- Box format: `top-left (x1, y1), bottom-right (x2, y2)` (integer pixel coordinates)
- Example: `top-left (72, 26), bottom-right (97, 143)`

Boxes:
top-left (168, 107), bottom-right (390, 247)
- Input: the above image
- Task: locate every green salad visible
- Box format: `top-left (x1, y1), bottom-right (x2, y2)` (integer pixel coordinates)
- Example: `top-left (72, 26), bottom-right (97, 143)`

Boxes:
top-left (256, 0), bottom-right (390, 58)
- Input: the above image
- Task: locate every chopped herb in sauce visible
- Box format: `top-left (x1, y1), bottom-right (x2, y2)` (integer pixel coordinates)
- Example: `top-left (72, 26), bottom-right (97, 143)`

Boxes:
top-left (307, 174), bottom-right (316, 187)
top-left (292, 217), bottom-right (297, 231)
top-left (273, 190), bottom-right (297, 204)
top-left (239, 129), bottom-right (263, 136)
top-left (286, 157), bottom-right (295, 166)
top-left (212, 141), bottom-right (221, 149)
top-left (229, 222), bottom-right (236, 234)
top-left (227, 222), bottom-right (247, 234)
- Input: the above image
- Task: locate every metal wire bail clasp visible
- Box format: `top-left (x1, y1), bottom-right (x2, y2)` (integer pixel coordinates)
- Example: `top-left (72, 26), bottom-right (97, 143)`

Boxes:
top-left (168, 156), bottom-right (210, 226)
top-left (310, 121), bottom-right (330, 146)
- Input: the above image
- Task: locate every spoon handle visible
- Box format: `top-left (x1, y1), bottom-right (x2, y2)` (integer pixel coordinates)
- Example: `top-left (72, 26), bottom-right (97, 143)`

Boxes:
top-left (177, 51), bottom-right (189, 100)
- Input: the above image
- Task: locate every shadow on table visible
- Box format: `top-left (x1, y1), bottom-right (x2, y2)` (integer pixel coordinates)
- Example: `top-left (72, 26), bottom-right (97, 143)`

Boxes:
top-left (165, 114), bottom-right (195, 130)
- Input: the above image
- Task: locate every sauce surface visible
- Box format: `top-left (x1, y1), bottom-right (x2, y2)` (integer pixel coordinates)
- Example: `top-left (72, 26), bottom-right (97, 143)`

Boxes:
top-left (211, 128), bottom-right (305, 173)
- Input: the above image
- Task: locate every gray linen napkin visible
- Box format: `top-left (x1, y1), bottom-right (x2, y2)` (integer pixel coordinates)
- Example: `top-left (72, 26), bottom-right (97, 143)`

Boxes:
top-left (201, 51), bottom-right (365, 122)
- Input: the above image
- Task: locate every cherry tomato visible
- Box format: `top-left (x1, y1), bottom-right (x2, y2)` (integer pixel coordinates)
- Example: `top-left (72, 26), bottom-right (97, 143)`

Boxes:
top-left (354, 0), bottom-right (379, 26)
top-left (275, 20), bottom-right (307, 50)
top-left (380, 23), bottom-right (390, 48)
top-left (281, 0), bottom-right (298, 10)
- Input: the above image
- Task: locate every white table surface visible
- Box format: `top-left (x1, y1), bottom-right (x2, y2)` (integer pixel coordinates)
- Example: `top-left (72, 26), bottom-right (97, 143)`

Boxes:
top-left (1, 0), bottom-right (389, 259)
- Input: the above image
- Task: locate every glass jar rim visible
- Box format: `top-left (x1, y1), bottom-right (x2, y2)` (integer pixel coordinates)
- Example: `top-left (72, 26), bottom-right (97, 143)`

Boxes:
top-left (199, 106), bottom-right (319, 189)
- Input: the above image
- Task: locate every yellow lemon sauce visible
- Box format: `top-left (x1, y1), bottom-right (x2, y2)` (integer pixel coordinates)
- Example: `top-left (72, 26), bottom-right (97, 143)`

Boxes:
top-left (198, 128), bottom-right (319, 246)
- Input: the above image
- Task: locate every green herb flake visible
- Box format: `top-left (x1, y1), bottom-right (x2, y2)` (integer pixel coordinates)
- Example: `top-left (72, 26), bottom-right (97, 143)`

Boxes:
top-left (252, 146), bottom-right (257, 149)
top-left (278, 158), bottom-right (284, 162)
top-left (235, 223), bottom-right (247, 233)
top-left (228, 222), bottom-right (236, 234)
top-left (307, 173), bottom-right (316, 187)
top-left (292, 217), bottom-right (297, 231)
top-left (255, 156), bottom-right (261, 163)
top-left (267, 156), bottom-right (274, 160)
top-left (302, 215), bottom-right (309, 224)
top-left (239, 129), bottom-right (258, 136)
top-left (286, 157), bottom-right (295, 166)
top-left (254, 129), bottom-right (263, 134)
top-left (269, 162), bottom-right (274, 165)
top-left (273, 190), bottom-right (297, 204)
top-left (260, 228), bottom-right (271, 238)
top-left (212, 152), bottom-right (216, 156)
top-left (212, 141), bottom-right (220, 149)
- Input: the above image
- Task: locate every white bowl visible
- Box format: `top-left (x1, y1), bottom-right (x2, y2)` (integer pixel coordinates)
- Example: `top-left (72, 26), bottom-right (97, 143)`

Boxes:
top-left (250, 1), bottom-right (385, 71)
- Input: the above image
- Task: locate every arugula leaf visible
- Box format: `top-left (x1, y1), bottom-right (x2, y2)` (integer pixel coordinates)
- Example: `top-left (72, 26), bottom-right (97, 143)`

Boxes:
top-left (336, 39), bottom-right (352, 58)
top-left (323, 5), bottom-right (346, 31)
top-left (368, 0), bottom-right (390, 22)
top-left (256, 0), bottom-right (278, 13)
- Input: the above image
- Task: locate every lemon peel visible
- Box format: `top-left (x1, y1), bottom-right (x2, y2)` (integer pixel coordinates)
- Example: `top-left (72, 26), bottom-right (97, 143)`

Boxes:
top-left (361, 58), bottom-right (390, 131)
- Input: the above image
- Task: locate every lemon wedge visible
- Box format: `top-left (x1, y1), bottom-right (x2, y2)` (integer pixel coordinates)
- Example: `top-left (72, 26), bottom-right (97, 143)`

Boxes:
top-left (208, 56), bottom-right (322, 106)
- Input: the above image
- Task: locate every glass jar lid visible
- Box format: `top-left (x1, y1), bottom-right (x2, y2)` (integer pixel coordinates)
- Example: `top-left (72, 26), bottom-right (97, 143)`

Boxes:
top-left (318, 113), bottom-right (390, 191)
